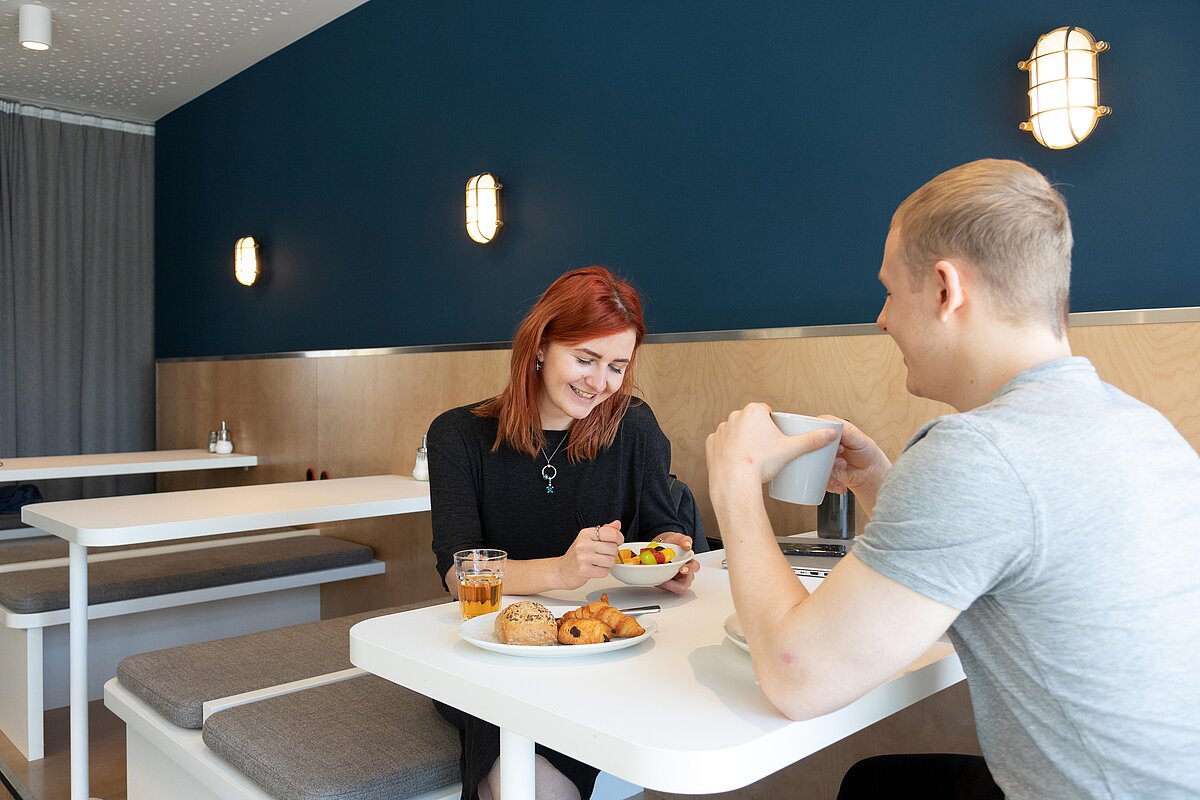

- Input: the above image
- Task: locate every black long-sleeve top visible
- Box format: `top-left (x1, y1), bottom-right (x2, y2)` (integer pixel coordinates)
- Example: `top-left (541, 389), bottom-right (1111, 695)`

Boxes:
top-left (428, 398), bottom-right (682, 587)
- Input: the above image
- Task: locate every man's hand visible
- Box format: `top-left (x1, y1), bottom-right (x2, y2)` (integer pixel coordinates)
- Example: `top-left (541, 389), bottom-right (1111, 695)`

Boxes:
top-left (822, 417), bottom-right (891, 518)
top-left (706, 403), bottom-right (840, 502)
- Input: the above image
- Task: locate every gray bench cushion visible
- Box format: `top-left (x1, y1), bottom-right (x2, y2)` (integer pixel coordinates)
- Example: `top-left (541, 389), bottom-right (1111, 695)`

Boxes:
top-left (0, 536), bottom-right (374, 615)
top-left (0, 530), bottom-right (306, 566)
top-left (0, 537), bottom-right (64, 565)
top-left (203, 675), bottom-right (460, 800)
top-left (118, 600), bottom-right (442, 729)
top-left (0, 514), bottom-right (32, 531)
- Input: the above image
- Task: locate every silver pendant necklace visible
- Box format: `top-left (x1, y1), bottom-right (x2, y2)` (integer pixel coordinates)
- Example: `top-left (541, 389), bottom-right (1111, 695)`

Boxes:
top-left (540, 432), bottom-right (568, 494)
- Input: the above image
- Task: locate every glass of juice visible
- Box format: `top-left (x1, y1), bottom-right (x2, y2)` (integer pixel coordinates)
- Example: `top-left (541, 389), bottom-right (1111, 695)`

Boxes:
top-left (454, 548), bottom-right (507, 620)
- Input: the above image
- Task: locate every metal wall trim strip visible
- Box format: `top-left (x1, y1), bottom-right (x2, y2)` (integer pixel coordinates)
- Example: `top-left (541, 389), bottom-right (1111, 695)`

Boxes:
top-left (156, 306), bottom-right (1200, 363)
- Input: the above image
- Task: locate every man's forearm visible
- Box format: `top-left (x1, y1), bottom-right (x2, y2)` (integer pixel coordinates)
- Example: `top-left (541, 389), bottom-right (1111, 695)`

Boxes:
top-left (713, 480), bottom-right (811, 657)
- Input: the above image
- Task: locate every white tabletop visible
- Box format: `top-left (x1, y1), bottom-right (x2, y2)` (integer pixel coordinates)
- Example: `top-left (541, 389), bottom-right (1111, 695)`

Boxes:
top-left (0, 449), bottom-right (258, 482)
top-left (22, 474), bottom-right (431, 547)
top-left (350, 550), bottom-right (964, 795)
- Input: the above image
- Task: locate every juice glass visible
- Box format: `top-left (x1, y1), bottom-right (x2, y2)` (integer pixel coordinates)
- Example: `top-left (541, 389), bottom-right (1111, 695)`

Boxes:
top-left (454, 548), bottom-right (507, 620)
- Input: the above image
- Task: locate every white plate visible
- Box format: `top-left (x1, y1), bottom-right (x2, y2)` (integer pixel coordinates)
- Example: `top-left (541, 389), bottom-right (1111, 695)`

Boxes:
top-left (459, 605), bottom-right (657, 658)
top-left (723, 612), bottom-right (750, 653)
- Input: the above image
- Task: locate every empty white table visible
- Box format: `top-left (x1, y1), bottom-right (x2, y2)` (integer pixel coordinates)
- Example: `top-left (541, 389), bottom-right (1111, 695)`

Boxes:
top-left (350, 549), bottom-right (964, 799)
top-left (22, 474), bottom-right (431, 800)
top-left (0, 449), bottom-right (258, 483)
top-left (0, 449), bottom-right (258, 542)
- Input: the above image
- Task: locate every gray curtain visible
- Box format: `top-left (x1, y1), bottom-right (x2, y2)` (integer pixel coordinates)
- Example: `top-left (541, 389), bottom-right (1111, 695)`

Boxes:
top-left (0, 100), bottom-right (155, 501)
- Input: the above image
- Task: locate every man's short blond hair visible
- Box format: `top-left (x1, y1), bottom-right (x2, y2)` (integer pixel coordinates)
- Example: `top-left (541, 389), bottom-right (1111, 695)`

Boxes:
top-left (891, 159), bottom-right (1072, 336)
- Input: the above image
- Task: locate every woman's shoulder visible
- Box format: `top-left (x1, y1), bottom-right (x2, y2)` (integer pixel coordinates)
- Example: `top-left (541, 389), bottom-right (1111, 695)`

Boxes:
top-left (428, 400), bottom-right (496, 439)
top-left (618, 397), bottom-right (666, 437)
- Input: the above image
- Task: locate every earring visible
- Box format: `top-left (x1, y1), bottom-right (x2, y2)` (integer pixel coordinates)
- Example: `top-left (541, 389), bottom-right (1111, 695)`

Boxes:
top-left (535, 360), bottom-right (542, 372)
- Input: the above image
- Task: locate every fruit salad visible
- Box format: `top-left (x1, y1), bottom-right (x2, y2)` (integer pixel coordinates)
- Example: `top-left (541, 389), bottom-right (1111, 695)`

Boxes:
top-left (617, 543), bottom-right (676, 565)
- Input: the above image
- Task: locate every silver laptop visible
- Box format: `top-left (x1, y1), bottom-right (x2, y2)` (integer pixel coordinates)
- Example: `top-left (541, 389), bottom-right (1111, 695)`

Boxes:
top-left (721, 537), bottom-right (856, 578)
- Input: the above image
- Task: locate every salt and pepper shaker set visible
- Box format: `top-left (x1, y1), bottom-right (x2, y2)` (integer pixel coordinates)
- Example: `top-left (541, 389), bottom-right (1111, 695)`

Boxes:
top-left (207, 421), bottom-right (234, 455)
top-left (204, 421), bottom-right (430, 482)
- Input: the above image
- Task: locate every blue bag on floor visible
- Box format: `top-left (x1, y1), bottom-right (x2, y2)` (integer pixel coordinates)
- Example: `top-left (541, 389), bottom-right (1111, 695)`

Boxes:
top-left (0, 483), bottom-right (43, 514)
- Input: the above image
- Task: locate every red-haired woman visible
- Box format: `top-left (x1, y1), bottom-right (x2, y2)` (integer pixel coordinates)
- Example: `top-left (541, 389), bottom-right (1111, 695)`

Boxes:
top-left (428, 266), bottom-right (698, 800)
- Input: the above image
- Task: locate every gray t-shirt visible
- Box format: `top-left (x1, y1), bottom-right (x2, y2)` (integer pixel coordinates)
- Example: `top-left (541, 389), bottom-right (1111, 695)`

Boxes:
top-left (855, 357), bottom-right (1200, 799)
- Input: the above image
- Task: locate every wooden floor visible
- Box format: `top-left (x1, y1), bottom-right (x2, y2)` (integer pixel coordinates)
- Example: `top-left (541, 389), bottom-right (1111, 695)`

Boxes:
top-left (0, 700), bottom-right (126, 800)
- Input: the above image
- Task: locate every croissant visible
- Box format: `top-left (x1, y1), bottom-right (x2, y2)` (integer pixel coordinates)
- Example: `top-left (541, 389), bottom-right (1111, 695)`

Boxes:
top-left (557, 618), bottom-right (613, 645)
top-left (588, 605), bottom-right (645, 638)
top-left (560, 594), bottom-right (644, 638)
top-left (561, 593), bottom-right (612, 622)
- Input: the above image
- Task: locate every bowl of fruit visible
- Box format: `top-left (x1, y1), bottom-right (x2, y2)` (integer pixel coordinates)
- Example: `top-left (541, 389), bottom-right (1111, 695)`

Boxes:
top-left (610, 541), bottom-right (694, 586)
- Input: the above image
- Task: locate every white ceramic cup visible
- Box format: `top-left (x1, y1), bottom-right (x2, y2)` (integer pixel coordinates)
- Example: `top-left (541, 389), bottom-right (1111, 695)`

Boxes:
top-left (767, 412), bottom-right (844, 505)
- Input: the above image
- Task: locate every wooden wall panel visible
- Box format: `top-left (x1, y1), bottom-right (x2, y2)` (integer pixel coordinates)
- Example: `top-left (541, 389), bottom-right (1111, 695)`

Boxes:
top-left (314, 350), bottom-right (510, 615)
top-left (1069, 322), bottom-right (1200, 443)
top-left (155, 320), bottom-right (1200, 613)
top-left (637, 334), bottom-right (951, 539)
top-left (155, 358), bottom-right (318, 491)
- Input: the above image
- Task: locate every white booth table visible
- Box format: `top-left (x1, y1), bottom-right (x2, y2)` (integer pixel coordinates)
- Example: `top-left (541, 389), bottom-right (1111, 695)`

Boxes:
top-left (0, 449), bottom-right (258, 483)
top-left (350, 549), bottom-right (965, 799)
top-left (22, 474), bottom-right (431, 800)
top-left (0, 449), bottom-right (257, 541)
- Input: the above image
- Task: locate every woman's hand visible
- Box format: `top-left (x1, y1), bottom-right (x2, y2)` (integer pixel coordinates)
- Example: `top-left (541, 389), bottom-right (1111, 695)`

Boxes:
top-left (651, 532), bottom-right (700, 595)
top-left (557, 520), bottom-right (624, 590)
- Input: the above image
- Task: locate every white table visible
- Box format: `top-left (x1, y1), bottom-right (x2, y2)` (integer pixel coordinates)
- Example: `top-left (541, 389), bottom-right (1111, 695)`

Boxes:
top-left (0, 450), bottom-right (258, 542)
top-left (22, 474), bottom-right (431, 800)
top-left (0, 448), bottom-right (258, 482)
top-left (350, 550), bottom-right (965, 798)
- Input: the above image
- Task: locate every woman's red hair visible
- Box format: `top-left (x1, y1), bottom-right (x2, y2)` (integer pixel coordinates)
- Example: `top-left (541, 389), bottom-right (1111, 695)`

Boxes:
top-left (475, 266), bottom-right (646, 461)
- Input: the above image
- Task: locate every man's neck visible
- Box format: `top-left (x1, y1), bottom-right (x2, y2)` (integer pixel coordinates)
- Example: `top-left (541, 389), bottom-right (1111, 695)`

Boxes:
top-left (948, 324), bottom-right (1073, 412)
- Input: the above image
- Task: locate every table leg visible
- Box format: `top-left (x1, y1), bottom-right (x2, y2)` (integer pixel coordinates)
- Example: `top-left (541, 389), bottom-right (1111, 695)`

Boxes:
top-left (69, 542), bottom-right (95, 800)
top-left (499, 728), bottom-right (535, 800)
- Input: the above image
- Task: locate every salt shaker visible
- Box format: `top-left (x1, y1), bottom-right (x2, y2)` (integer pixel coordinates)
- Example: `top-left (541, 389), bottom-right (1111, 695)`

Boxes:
top-left (412, 435), bottom-right (429, 481)
top-left (215, 420), bottom-right (234, 455)
top-left (208, 430), bottom-right (219, 453)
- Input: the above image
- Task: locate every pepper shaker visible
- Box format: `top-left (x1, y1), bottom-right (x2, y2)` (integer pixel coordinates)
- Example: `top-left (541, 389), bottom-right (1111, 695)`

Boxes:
top-left (208, 430), bottom-right (219, 453)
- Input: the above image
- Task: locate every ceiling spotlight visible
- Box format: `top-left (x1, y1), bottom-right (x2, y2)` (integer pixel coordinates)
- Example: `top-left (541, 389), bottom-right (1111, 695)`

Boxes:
top-left (19, 4), bottom-right (52, 51)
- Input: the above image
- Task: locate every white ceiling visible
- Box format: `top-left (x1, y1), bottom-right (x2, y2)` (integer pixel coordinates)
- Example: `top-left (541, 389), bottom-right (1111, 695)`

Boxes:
top-left (0, 0), bottom-right (370, 123)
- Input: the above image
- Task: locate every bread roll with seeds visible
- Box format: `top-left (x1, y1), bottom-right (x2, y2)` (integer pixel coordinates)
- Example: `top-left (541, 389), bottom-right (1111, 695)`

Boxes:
top-left (494, 601), bottom-right (557, 646)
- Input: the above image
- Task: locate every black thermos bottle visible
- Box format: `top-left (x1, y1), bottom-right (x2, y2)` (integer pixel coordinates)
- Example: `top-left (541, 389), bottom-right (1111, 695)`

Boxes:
top-left (817, 491), bottom-right (855, 539)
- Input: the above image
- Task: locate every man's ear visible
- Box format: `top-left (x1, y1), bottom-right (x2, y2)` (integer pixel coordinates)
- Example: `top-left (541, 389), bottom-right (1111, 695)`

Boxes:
top-left (932, 260), bottom-right (966, 323)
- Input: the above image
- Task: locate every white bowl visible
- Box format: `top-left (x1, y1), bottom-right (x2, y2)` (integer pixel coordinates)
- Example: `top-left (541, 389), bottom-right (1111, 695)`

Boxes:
top-left (610, 541), bottom-right (694, 586)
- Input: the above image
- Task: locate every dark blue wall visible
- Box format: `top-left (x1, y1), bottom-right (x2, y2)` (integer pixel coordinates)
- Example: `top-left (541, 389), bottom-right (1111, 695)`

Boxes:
top-left (155, 1), bottom-right (1200, 358)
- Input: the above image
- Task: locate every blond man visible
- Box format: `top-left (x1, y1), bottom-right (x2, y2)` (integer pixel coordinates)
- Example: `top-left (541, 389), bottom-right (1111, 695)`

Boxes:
top-left (707, 159), bottom-right (1200, 799)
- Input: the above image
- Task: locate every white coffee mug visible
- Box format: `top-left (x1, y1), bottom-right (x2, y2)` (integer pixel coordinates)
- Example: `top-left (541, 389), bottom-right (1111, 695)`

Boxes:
top-left (767, 412), bottom-right (844, 505)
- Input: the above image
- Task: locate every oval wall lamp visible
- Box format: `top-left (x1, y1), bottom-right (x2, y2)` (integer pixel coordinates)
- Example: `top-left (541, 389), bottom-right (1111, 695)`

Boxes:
top-left (1018, 26), bottom-right (1110, 149)
top-left (19, 4), bottom-right (52, 51)
top-left (465, 173), bottom-right (502, 244)
top-left (234, 236), bottom-right (260, 286)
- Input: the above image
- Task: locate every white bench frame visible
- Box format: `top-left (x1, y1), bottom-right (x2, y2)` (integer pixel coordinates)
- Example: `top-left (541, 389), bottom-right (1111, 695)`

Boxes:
top-left (105, 673), bottom-right (461, 800)
top-left (0, 530), bottom-right (383, 760)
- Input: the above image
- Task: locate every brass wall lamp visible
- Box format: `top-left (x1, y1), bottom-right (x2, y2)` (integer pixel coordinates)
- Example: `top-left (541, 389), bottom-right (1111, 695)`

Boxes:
top-left (1018, 26), bottom-right (1111, 149)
